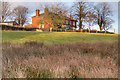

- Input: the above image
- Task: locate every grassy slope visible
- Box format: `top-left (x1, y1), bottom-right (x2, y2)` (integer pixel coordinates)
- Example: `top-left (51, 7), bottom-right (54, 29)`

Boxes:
top-left (2, 31), bottom-right (118, 44)
top-left (2, 31), bottom-right (118, 78)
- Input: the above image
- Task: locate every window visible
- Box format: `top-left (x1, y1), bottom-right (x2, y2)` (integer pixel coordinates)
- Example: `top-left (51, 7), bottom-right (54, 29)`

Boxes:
top-left (39, 24), bottom-right (42, 29)
top-left (66, 20), bottom-right (68, 24)
top-left (42, 24), bottom-right (44, 28)
top-left (39, 24), bottom-right (44, 29)
top-left (73, 22), bottom-right (75, 26)
top-left (70, 21), bottom-right (72, 25)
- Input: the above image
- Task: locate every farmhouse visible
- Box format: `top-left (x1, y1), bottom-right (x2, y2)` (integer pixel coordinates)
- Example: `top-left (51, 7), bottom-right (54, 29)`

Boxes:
top-left (0, 21), bottom-right (38, 31)
top-left (32, 8), bottom-right (77, 29)
top-left (0, 21), bottom-right (18, 26)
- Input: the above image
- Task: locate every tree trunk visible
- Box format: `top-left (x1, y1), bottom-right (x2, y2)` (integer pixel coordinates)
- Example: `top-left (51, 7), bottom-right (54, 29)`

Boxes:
top-left (89, 19), bottom-right (90, 30)
top-left (79, 18), bottom-right (82, 29)
top-left (99, 25), bottom-right (102, 31)
top-left (2, 16), bottom-right (4, 23)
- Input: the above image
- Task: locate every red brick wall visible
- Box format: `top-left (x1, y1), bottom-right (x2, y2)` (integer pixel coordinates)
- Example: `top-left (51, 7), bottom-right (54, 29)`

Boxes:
top-left (32, 17), bottom-right (41, 28)
top-left (32, 15), bottom-right (77, 29)
top-left (68, 20), bottom-right (70, 25)
top-left (32, 16), bottom-right (50, 29)
top-left (71, 21), bottom-right (73, 26)
top-left (32, 9), bottom-right (77, 29)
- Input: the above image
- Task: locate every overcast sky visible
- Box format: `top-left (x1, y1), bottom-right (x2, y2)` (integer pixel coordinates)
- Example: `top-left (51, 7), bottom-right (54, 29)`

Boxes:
top-left (1, 0), bottom-right (119, 33)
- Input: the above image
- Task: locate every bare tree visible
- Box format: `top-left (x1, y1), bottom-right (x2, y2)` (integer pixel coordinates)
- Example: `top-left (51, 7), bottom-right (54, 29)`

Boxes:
top-left (12, 6), bottom-right (28, 26)
top-left (0, 1), bottom-right (11, 22)
top-left (0, 1), bottom-right (2, 22)
top-left (85, 3), bottom-right (97, 30)
top-left (39, 2), bottom-right (68, 28)
top-left (94, 2), bottom-right (114, 31)
top-left (72, 2), bottom-right (88, 29)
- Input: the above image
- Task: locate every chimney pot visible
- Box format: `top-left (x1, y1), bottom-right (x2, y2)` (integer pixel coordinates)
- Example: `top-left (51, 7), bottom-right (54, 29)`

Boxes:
top-left (70, 14), bottom-right (73, 19)
top-left (44, 8), bottom-right (48, 14)
top-left (59, 11), bottom-right (62, 15)
top-left (36, 9), bottom-right (40, 16)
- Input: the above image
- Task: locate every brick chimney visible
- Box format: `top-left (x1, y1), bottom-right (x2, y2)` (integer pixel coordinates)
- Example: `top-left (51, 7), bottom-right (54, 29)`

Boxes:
top-left (44, 8), bottom-right (48, 14)
top-left (59, 11), bottom-right (62, 15)
top-left (70, 14), bottom-right (73, 19)
top-left (36, 9), bottom-right (40, 16)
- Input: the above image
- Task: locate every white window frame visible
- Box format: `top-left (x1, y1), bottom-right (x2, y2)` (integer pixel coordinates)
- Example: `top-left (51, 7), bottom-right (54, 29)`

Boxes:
top-left (39, 24), bottom-right (42, 29)
top-left (42, 24), bottom-right (44, 28)
top-left (39, 24), bottom-right (44, 29)
top-left (73, 21), bottom-right (75, 26)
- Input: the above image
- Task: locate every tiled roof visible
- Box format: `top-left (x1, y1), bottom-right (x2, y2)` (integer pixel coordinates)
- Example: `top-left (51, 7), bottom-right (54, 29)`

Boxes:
top-left (0, 21), bottom-right (16, 23)
top-left (32, 13), bottom-right (77, 21)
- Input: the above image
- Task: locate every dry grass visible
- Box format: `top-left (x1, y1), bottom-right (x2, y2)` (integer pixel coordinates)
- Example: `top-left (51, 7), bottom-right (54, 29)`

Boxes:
top-left (2, 41), bottom-right (118, 78)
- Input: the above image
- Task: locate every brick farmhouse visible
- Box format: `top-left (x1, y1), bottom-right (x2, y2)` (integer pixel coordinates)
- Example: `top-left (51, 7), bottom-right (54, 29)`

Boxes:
top-left (32, 8), bottom-right (77, 29)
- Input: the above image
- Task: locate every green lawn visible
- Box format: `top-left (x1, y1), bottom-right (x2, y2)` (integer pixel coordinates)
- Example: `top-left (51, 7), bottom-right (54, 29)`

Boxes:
top-left (2, 31), bottom-right (118, 44)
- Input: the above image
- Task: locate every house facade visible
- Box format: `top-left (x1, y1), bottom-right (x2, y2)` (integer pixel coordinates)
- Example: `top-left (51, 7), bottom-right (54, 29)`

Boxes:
top-left (32, 8), bottom-right (77, 29)
top-left (0, 21), bottom-right (18, 26)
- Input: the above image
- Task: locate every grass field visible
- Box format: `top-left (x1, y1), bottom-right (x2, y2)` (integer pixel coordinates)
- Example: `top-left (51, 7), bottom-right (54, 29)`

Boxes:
top-left (2, 31), bottom-right (118, 44)
top-left (3, 41), bottom-right (118, 78)
top-left (2, 31), bottom-right (118, 78)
